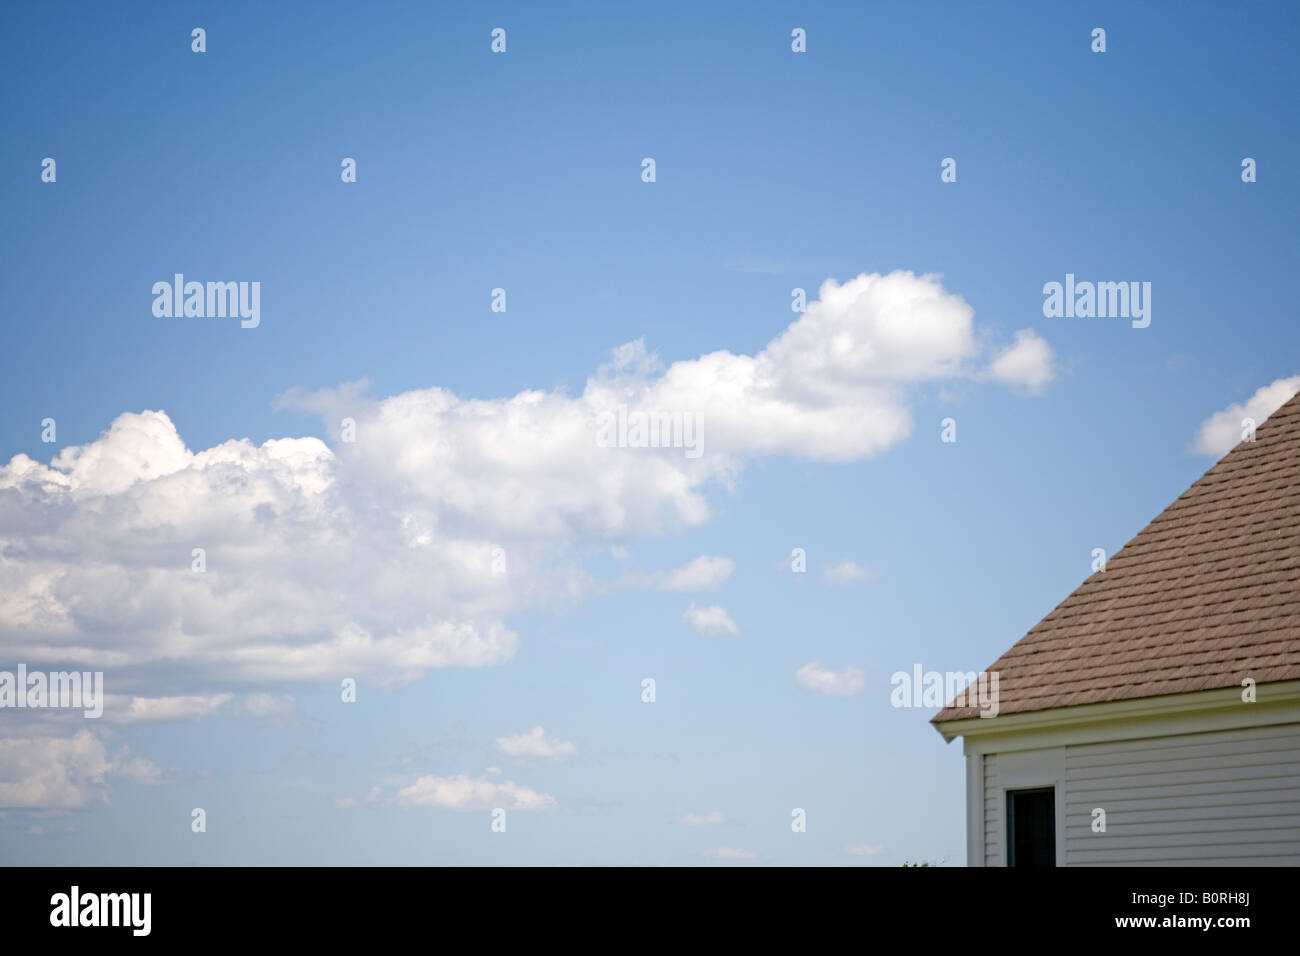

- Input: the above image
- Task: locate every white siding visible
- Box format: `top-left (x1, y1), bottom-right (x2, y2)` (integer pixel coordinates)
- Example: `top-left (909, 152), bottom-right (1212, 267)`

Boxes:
top-left (1062, 723), bottom-right (1300, 866)
top-left (983, 753), bottom-right (1001, 867)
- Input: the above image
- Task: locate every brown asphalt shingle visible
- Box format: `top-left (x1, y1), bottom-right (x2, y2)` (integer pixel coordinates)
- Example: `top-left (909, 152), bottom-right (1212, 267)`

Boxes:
top-left (933, 391), bottom-right (1300, 722)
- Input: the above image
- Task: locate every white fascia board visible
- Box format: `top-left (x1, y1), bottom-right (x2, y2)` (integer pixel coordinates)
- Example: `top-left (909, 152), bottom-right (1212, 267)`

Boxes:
top-left (935, 679), bottom-right (1300, 755)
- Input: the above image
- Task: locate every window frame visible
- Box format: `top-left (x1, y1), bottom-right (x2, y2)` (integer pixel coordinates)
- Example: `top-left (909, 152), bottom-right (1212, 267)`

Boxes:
top-left (1006, 786), bottom-right (1056, 867)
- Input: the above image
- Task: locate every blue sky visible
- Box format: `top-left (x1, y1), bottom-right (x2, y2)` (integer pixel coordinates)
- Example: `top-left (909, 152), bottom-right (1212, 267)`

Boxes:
top-left (1, 0), bottom-right (1298, 865)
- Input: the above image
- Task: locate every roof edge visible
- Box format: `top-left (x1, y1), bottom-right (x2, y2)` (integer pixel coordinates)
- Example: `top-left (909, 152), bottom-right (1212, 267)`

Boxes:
top-left (930, 678), bottom-right (1300, 743)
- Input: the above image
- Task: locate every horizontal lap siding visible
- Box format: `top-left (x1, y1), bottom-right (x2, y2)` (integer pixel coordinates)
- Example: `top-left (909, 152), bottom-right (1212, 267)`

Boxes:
top-left (1063, 723), bottom-right (1300, 866)
top-left (983, 754), bottom-right (1001, 867)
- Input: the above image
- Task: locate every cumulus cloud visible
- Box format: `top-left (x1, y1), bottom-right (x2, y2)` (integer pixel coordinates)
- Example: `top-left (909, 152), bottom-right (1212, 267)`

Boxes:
top-left (388, 773), bottom-right (556, 812)
top-left (0, 411), bottom-right (521, 686)
top-left (620, 556), bottom-right (735, 592)
top-left (824, 560), bottom-right (874, 584)
top-left (493, 726), bottom-right (577, 759)
top-left (276, 270), bottom-right (1045, 534)
top-left (795, 662), bottom-right (866, 697)
top-left (0, 730), bottom-right (165, 808)
top-left (682, 603), bottom-right (741, 637)
top-left (1194, 376), bottom-right (1300, 457)
top-left (986, 329), bottom-right (1054, 392)
top-left (0, 269), bottom-right (1047, 734)
top-left (680, 811), bottom-right (726, 826)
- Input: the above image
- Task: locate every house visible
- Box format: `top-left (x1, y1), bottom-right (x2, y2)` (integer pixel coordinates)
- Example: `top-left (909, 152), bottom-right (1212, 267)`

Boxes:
top-left (932, 392), bottom-right (1300, 866)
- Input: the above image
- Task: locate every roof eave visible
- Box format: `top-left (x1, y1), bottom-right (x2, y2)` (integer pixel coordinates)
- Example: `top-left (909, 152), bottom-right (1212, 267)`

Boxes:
top-left (931, 678), bottom-right (1300, 744)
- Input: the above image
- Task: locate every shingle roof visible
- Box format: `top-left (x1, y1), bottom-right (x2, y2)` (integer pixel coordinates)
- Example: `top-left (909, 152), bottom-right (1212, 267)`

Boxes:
top-left (934, 391), bottom-right (1300, 722)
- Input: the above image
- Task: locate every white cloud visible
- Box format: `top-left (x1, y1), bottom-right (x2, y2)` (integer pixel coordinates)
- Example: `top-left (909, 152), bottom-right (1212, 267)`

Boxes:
top-left (0, 413), bottom-right (522, 687)
top-left (704, 847), bottom-right (758, 861)
top-left (682, 603), bottom-right (741, 637)
top-left (0, 269), bottom-right (1047, 733)
top-left (0, 732), bottom-right (108, 808)
top-left (333, 796), bottom-right (359, 809)
top-left (105, 692), bottom-right (293, 726)
top-left (111, 694), bottom-right (234, 723)
top-left (681, 811), bottom-right (726, 826)
top-left (0, 730), bottom-right (164, 808)
top-left (276, 270), bottom-right (1044, 534)
top-left (621, 555), bottom-right (735, 592)
top-left (112, 753), bottom-right (166, 786)
top-left (389, 773), bottom-right (556, 812)
top-left (1194, 376), bottom-right (1300, 457)
top-left (493, 726), bottom-right (578, 759)
top-left (986, 329), bottom-right (1055, 392)
top-left (845, 843), bottom-right (886, 856)
top-left (824, 560), bottom-right (874, 584)
top-left (795, 662), bottom-right (866, 697)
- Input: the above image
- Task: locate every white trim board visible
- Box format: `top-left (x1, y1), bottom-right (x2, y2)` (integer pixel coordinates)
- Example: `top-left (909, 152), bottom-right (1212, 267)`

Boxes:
top-left (933, 679), bottom-right (1300, 756)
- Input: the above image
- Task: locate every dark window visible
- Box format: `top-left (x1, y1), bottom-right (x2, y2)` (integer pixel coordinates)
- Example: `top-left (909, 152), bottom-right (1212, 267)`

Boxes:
top-left (1007, 787), bottom-right (1055, 867)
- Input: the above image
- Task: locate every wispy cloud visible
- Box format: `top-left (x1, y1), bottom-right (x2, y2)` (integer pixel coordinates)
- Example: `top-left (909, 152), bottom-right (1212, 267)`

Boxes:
top-left (493, 726), bottom-right (578, 759)
top-left (682, 603), bottom-right (741, 637)
top-left (388, 774), bottom-right (557, 812)
top-left (824, 560), bottom-right (874, 584)
top-left (796, 662), bottom-right (866, 697)
top-left (112, 694), bottom-right (234, 723)
top-left (620, 555), bottom-right (735, 592)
